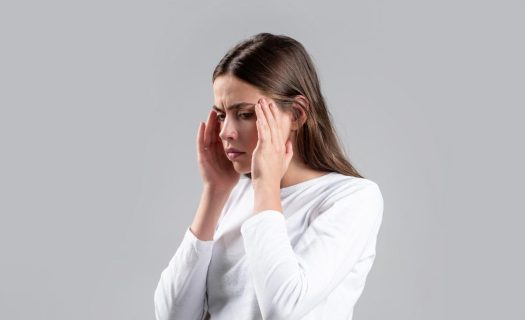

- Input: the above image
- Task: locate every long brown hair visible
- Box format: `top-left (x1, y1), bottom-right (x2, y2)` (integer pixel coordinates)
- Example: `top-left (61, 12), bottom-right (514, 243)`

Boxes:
top-left (212, 33), bottom-right (364, 179)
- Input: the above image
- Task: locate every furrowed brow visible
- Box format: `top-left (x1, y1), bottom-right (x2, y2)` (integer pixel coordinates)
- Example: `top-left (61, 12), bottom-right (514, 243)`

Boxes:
top-left (212, 102), bottom-right (255, 112)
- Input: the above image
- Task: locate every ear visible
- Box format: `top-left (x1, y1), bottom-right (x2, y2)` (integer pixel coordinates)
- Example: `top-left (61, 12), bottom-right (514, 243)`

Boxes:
top-left (290, 95), bottom-right (309, 130)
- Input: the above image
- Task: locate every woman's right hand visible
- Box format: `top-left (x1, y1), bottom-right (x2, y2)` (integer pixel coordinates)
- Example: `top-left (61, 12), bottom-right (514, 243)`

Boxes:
top-left (196, 109), bottom-right (240, 191)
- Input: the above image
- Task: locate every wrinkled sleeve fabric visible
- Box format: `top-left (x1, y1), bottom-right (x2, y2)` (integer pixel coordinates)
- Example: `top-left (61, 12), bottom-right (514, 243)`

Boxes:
top-left (240, 181), bottom-right (384, 320)
top-left (154, 226), bottom-right (215, 320)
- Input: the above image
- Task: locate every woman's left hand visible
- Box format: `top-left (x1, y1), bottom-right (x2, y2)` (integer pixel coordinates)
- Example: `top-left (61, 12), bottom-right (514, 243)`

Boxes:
top-left (251, 97), bottom-right (294, 189)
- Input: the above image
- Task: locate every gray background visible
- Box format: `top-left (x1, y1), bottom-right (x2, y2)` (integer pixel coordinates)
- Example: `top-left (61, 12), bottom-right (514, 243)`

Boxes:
top-left (1, 0), bottom-right (523, 319)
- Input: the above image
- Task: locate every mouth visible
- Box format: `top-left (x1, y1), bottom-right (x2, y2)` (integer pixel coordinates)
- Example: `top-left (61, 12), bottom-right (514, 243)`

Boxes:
top-left (226, 151), bottom-right (245, 160)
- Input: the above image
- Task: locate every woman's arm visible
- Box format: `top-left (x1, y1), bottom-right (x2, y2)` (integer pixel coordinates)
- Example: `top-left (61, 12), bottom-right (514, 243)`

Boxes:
top-left (190, 185), bottom-right (232, 241)
top-left (154, 187), bottom-right (232, 320)
top-left (241, 181), bottom-right (384, 320)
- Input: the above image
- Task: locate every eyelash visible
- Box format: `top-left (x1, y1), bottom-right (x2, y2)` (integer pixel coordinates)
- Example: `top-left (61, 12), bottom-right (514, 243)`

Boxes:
top-left (216, 112), bottom-right (254, 122)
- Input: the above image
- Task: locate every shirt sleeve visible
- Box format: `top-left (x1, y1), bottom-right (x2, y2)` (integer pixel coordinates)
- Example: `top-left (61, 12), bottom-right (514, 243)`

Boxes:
top-left (240, 181), bottom-right (384, 320)
top-left (154, 226), bottom-right (215, 320)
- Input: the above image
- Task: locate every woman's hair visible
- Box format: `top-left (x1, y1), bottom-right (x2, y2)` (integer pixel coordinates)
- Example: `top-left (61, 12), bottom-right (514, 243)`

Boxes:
top-left (212, 32), bottom-right (364, 179)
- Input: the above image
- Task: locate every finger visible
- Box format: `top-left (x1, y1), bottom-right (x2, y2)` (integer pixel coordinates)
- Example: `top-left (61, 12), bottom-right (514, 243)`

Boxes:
top-left (204, 110), bottom-right (216, 148)
top-left (268, 102), bottom-right (285, 147)
top-left (262, 99), bottom-right (284, 147)
top-left (255, 102), bottom-right (270, 143)
top-left (255, 115), bottom-right (262, 142)
top-left (260, 99), bottom-right (278, 145)
top-left (274, 104), bottom-right (291, 149)
top-left (214, 117), bottom-right (222, 143)
top-left (269, 101), bottom-right (285, 133)
top-left (197, 121), bottom-right (205, 153)
top-left (261, 102), bottom-right (273, 144)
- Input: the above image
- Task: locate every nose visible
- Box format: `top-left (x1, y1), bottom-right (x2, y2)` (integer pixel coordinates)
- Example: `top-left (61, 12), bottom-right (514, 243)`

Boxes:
top-left (218, 117), bottom-right (238, 141)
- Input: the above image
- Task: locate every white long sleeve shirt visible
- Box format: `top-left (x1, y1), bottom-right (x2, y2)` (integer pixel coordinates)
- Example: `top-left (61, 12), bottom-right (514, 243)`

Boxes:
top-left (154, 172), bottom-right (384, 320)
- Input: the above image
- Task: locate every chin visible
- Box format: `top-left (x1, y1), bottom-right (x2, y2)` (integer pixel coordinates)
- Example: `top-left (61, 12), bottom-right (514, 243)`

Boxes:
top-left (232, 162), bottom-right (251, 175)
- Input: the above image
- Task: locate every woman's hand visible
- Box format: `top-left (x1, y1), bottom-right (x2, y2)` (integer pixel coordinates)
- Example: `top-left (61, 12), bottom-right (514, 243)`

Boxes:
top-left (196, 109), bottom-right (240, 191)
top-left (251, 98), bottom-right (294, 189)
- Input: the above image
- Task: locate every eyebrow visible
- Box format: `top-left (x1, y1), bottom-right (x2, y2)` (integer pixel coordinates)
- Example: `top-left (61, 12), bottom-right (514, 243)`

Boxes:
top-left (212, 102), bottom-right (255, 112)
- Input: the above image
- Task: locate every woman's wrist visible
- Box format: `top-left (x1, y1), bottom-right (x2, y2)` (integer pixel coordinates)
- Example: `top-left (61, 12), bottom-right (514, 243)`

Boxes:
top-left (253, 183), bottom-right (282, 214)
top-left (202, 183), bottom-right (234, 196)
top-left (252, 178), bottom-right (279, 192)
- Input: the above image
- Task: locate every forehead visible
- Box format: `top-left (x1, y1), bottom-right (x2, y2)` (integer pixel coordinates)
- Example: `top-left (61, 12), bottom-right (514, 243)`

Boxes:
top-left (213, 75), bottom-right (262, 105)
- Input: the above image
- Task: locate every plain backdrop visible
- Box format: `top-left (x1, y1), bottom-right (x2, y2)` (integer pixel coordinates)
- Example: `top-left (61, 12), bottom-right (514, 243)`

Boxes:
top-left (1, 0), bottom-right (523, 319)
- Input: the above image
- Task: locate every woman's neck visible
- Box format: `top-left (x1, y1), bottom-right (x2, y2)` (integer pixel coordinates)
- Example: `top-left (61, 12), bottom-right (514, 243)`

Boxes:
top-left (280, 157), bottom-right (329, 188)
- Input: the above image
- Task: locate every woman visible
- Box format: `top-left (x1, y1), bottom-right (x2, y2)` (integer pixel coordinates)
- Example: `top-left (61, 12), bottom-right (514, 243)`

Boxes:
top-left (154, 33), bottom-right (384, 320)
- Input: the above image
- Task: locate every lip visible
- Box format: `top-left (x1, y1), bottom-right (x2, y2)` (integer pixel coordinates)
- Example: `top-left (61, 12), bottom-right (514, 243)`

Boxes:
top-left (226, 152), bottom-right (245, 160)
top-left (225, 148), bottom-right (245, 160)
top-left (225, 147), bottom-right (243, 153)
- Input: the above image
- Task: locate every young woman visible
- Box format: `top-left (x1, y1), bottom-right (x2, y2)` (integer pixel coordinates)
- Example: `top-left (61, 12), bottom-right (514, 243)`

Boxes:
top-left (154, 33), bottom-right (384, 320)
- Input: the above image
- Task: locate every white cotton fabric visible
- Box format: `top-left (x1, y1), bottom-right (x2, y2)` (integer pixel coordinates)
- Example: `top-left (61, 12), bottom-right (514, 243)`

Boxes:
top-left (154, 172), bottom-right (384, 320)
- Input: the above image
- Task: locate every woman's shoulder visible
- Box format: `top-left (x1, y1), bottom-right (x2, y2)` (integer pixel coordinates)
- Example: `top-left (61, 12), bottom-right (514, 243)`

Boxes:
top-left (318, 172), bottom-right (383, 208)
top-left (318, 171), bottom-right (381, 192)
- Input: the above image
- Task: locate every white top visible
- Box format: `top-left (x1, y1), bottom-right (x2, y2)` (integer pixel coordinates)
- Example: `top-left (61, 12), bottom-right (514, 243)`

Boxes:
top-left (154, 172), bottom-right (384, 320)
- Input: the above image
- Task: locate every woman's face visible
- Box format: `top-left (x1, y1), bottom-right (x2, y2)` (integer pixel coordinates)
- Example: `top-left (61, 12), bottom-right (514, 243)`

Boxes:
top-left (212, 74), bottom-right (293, 174)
